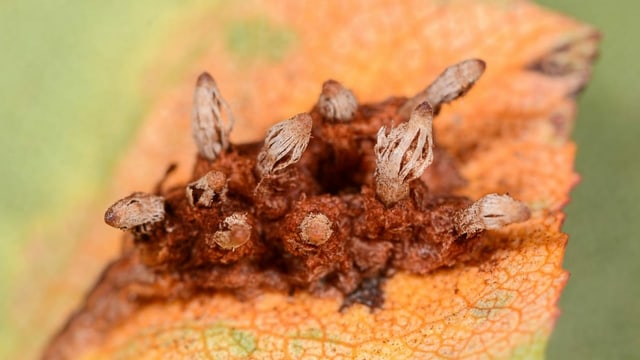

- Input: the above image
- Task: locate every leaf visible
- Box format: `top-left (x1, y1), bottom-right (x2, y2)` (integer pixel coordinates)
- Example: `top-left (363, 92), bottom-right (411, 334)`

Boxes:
top-left (72, 217), bottom-right (566, 359)
top-left (42, 0), bottom-right (598, 358)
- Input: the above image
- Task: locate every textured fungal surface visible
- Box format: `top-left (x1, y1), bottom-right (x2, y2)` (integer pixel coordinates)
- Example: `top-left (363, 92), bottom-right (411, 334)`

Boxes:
top-left (41, 1), bottom-right (599, 359)
top-left (137, 63), bottom-right (524, 282)
top-left (45, 63), bottom-right (529, 358)
top-left (124, 64), bottom-right (533, 294)
top-left (46, 62), bottom-right (535, 358)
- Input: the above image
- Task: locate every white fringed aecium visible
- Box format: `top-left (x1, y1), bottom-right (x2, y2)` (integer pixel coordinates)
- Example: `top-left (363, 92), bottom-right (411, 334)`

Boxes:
top-left (104, 192), bottom-right (165, 233)
top-left (455, 194), bottom-right (531, 236)
top-left (374, 102), bottom-right (434, 206)
top-left (191, 72), bottom-right (235, 160)
top-left (399, 59), bottom-right (486, 117)
top-left (256, 113), bottom-right (313, 177)
top-left (186, 170), bottom-right (228, 208)
top-left (317, 79), bottom-right (358, 122)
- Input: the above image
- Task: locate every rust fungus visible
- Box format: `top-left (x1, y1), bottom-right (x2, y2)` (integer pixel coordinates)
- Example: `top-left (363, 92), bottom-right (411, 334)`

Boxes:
top-left (47, 60), bottom-right (535, 359)
top-left (98, 62), bottom-right (532, 298)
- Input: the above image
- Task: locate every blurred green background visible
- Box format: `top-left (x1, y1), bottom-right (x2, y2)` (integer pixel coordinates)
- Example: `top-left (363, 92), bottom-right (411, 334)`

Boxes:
top-left (538, 1), bottom-right (640, 358)
top-left (1, 0), bottom-right (638, 358)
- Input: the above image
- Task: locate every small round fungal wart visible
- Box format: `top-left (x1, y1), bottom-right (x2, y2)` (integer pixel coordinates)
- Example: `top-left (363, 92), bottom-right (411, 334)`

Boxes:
top-left (209, 213), bottom-right (252, 250)
top-left (299, 213), bottom-right (333, 246)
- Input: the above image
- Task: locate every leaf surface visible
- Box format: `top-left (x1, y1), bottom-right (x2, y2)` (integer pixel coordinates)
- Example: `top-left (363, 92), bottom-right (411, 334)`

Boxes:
top-left (42, 1), bottom-right (598, 358)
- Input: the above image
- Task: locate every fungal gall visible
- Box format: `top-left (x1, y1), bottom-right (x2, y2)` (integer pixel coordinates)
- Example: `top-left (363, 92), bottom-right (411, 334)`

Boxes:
top-left (53, 65), bottom-right (537, 356)
top-left (96, 69), bottom-right (533, 298)
top-left (95, 69), bottom-right (533, 295)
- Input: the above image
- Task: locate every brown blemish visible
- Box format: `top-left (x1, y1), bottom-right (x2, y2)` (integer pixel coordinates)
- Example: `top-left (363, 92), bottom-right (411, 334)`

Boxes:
top-left (340, 276), bottom-right (386, 312)
top-left (116, 95), bottom-right (497, 292)
top-left (528, 32), bottom-right (599, 78)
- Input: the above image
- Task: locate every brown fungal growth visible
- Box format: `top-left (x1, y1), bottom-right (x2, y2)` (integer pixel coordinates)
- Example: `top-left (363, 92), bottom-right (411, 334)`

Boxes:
top-left (45, 62), bottom-right (534, 358)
